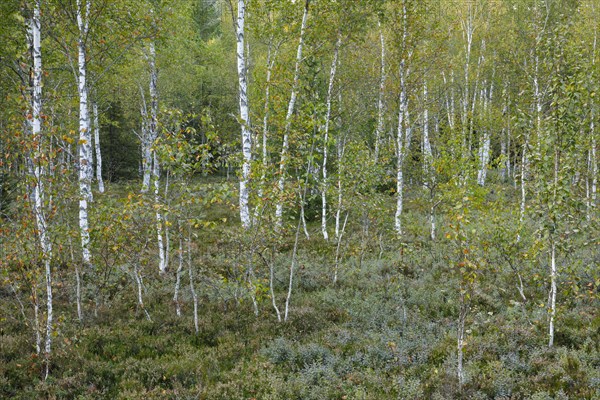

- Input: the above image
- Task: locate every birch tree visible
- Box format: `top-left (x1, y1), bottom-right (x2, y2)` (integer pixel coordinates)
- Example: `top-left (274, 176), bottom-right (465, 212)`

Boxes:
top-left (77, 0), bottom-right (93, 269)
top-left (394, 0), bottom-right (413, 236)
top-left (374, 20), bottom-right (386, 163)
top-left (422, 78), bottom-right (437, 240)
top-left (92, 102), bottom-right (105, 193)
top-left (321, 36), bottom-right (341, 241)
top-left (477, 78), bottom-right (494, 186)
top-left (275, 0), bottom-right (310, 228)
top-left (26, 0), bottom-right (54, 379)
top-left (520, 1), bottom-right (550, 232)
top-left (235, 0), bottom-right (252, 228)
top-left (147, 40), bottom-right (168, 274)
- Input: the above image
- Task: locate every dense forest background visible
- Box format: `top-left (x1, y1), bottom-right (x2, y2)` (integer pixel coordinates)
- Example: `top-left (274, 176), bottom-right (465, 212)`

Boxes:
top-left (1, 0), bottom-right (600, 398)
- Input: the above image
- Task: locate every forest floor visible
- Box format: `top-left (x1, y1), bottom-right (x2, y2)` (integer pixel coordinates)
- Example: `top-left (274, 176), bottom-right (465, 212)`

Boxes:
top-left (1, 178), bottom-right (599, 399)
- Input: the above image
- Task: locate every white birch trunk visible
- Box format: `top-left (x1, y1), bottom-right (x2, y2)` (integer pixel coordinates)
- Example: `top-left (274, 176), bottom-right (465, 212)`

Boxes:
top-left (394, 1), bottom-right (411, 236)
top-left (423, 80), bottom-right (437, 241)
top-left (460, 8), bottom-right (474, 166)
top-left (333, 212), bottom-right (349, 284)
top-left (269, 258), bottom-right (282, 322)
top-left (588, 32), bottom-right (597, 220)
top-left (521, 54), bottom-right (542, 230)
top-left (174, 234), bottom-right (183, 317)
top-left (500, 87), bottom-right (508, 181)
top-left (548, 240), bottom-right (557, 347)
top-left (187, 231), bottom-right (199, 334)
top-left (140, 102), bottom-right (152, 192)
top-left (519, 134), bottom-right (529, 232)
top-left (28, 2), bottom-right (54, 374)
top-left (422, 79), bottom-right (433, 182)
top-left (457, 291), bottom-right (468, 388)
top-left (134, 262), bottom-right (151, 321)
top-left (507, 118), bottom-right (512, 180)
top-left (374, 21), bottom-right (386, 163)
top-left (321, 36), bottom-right (341, 241)
top-left (284, 218), bottom-right (302, 322)
top-left (236, 0), bottom-right (252, 228)
top-left (275, 0), bottom-right (310, 227)
top-left (77, 0), bottom-right (92, 269)
top-left (92, 103), bottom-right (104, 193)
top-left (591, 113), bottom-right (597, 216)
top-left (335, 126), bottom-right (346, 240)
top-left (477, 82), bottom-right (492, 186)
top-left (255, 37), bottom-right (277, 220)
top-left (154, 153), bottom-right (167, 274)
top-left (145, 40), bottom-right (167, 274)
top-left (442, 71), bottom-right (456, 131)
top-left (32, 286), bottom-right (41, 355)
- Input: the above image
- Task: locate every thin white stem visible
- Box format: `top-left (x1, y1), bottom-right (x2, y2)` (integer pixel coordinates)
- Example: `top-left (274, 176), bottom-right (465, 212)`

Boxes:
top-left (276, 0), bottom-right (310, 227)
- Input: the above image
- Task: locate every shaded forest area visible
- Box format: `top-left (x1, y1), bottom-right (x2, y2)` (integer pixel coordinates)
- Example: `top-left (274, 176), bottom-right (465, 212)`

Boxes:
top-left (1, 0), bottom-right (600, 398)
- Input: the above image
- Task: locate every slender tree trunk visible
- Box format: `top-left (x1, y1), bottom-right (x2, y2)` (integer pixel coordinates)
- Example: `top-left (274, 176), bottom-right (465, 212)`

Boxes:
top-left (92, 103), bottom-right (104, 193)
top-left (521, 54), bottom-right (542, 233)
top-left (69, 236), bottom-right (83, 322)
top-left (443, 71), bottom-right (456, 131)
top-left (187, 229), bottom-right (199, 334)
top-left (174, 230), bottom-right (183, 317)
top-left (394, 66), bottom-right (411, 235)
top-left (27, 1), bottom-right (54, 379)
top-left (548, 240), bottom-right (557, 347)
top-left (236, 0), bottom-right (252, 228)
top-left (321, 36), bottom-right (341, 241)
top-left (477, 81), bottom-right (493, 186)
top-left (134, 261), bottom-right (151, 321)
top-left (457, 289), bottom-right (469, 388)
top-left (333, 212), bottom-right (349, 284)
top-left (590, 113), bottom-right (597, 218)
top-left (548, 143), bottom-right (561, 347)
top-left (461, 7), bottom-right (474, 169)
top-left (335, 135), bottom-right (346, 240)
top-left (275, 0), bottom-right (310, 227)
top-left (374, 21), bottom-right (386, 163)
top-left (140, 98), bottom-right (152, 192)
top-left (519, 133), bottom-right (529, 234)
top-left (500, 86), bottom-right (509, 181)
top-left (394, 1), bottom-right (411, 236)
top-left (588, 32), bottom-right (597, 220)
top-left (269, 255), bottom-right (282, 322)
top-left (422, 79), bottom-right (433, 183)
top-left (154, 153), bottom-right (167, 274)
top-left (255, 35), bottom-right (277, 220)
top-left (32, 285), bottom-right (41, 355)
top-left (284, 217), bottom-right (302, 322)
top-left (77, 0), bottom-right (93, 270)
top-left (145, 41), bottom-right (167, 274)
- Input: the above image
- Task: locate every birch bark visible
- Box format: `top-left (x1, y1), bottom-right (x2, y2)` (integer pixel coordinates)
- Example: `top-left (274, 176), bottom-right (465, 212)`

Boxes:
top-left (235, 0), bottom-right (252, 228)
top-left (422, 79), bottom-right (436, 240)
top-left (321, 36), bottom-right (341, 241)
top-left (374, 21), bottom-right (386, 163)
top-left (275, 0), bottom-right (310, 228)
top-left (460, 7), bottom-right (475, 168)
top-left (140, 90), bottom-right (152, 193)
top-left (92, 103), bottom-right (104, 193)
top-left (154, 153), bottom-right (167, 274)
top-left (394, 0), bottom-right (411, 235)
top-left (28, 0), bottom-right (54, 379)
top-left (422, 79), bottom-right (433, 180)
top-left (145, 40), bottom-right (167, 274)
top-left (587, 31), bottom-right (597, 220)
top-left (477, 81), bottom-right (493, 186)
top-left (77, 0), bottom-right (93, 269)
top-left (255, 36), bottom-right (277, 220)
